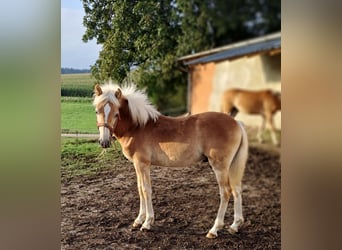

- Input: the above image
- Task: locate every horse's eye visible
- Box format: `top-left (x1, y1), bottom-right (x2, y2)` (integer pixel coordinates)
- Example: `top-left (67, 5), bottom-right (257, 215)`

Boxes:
top-left (95, 110), bottom-right (99, 114)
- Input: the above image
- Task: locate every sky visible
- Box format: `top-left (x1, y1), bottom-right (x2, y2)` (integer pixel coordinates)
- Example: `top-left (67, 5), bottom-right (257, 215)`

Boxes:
top-left (61, 0), bottom-right (101, 69)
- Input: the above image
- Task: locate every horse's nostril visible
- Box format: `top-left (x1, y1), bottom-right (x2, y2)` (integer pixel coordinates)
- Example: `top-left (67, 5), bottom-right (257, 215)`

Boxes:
top-left (99, 140), bottom-right (110, 148)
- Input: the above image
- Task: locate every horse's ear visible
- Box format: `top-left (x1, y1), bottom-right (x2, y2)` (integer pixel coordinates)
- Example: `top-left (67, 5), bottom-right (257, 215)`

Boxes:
top-left (115, 88), bottom-right (122, 99)
top-left (94, 84), bottom-right (102, 96)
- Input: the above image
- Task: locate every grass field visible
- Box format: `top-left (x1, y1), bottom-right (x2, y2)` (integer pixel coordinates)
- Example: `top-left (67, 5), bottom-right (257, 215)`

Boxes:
top-left (61, 99), bottom-right (98, 134)
top-left (61, 74), bottom-right (98, 133)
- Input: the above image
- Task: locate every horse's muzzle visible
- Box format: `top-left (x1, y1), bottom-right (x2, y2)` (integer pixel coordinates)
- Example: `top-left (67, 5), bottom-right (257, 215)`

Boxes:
top-left (99, 139), bottom-right (111, 148)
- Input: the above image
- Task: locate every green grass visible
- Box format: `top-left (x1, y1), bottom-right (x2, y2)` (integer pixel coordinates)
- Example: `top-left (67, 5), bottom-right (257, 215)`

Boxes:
top-left (61, 74), bottom-right (98, 133)
top-left (61, 96), bottom-right (93, 103)
top-left (61, 138), bottom-right (123, 177)
top-left (61, 100), bottom-right (98, 134)
top-left (246, 126), bottom-right (281, 145)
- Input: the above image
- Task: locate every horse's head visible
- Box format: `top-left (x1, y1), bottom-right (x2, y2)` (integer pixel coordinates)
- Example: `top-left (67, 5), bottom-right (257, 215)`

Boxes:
top-left (93, 84), bottom-right (122, 148)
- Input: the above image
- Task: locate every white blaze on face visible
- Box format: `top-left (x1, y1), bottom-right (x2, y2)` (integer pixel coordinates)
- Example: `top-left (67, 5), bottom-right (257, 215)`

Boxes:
top-left (99, 103), bottom-right (112, 141)
top-left (104, 103), bottom-right (111, 123)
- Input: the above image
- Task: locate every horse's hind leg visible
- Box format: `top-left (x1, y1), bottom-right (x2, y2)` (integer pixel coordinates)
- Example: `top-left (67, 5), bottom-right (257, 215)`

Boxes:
top-left (257, 115), bottom-right (266, 143)
top-left (206, 160), bottom-right (232, 238)
top-left (266, 113), bottom-right (279, 145)
top-left (228, 183), bottom-right (244, 234)
top-left (228, 121), bottom-right (247, 234)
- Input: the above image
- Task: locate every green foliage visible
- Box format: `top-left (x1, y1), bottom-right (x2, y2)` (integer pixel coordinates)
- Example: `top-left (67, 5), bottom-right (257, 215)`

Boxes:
top-left (81, 0), bottom-right (280, 111)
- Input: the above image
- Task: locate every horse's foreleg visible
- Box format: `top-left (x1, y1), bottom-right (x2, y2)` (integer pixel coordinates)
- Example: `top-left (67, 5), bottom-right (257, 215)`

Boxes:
top-left (270, 129), bottom-right (279, 146)
top-left (132, 173), bottom-right (146, 228)
top-left (134, 160), bottom-right (154, 231)
top-left (207, 167), bottom-right (231, 238)
top-left (266, 114), bottom-right (279, 145)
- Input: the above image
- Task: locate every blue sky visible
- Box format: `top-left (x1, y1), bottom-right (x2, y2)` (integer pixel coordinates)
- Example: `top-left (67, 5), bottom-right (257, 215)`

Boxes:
top-left (61, 0), bottom-right (101, 69)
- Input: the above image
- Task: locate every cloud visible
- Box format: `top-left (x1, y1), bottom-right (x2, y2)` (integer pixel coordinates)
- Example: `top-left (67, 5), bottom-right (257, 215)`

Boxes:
top-left (61, 7), bottom-right (101, 69)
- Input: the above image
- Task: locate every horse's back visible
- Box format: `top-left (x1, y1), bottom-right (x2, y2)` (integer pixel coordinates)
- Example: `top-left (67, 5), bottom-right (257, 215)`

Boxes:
top-left (222, 88), bottom-right (280, 115)
top-left (143, 112), bottom-right (242, 167)
top-left (195, 111), bottom-right (238, 131)
top-left (224, 89), bottom-right (264, 114)
top-left (156, 112), bottom-right (239, 140)
top-left (194, 112), bottom-right (242, 154)
top-left (125, 116), bottom-right (204, 166)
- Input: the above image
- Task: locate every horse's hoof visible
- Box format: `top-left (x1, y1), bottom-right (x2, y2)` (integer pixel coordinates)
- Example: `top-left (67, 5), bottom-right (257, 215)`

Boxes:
top-left (132, 222), bottom-right (142, 229)
top-left (140, 226), bottom-right (151, 232)
top-left (206, 232), bottom-right (217, 238)
top-left (130, 222), bottom-right (141, 231)
top-left (228, 227), bottom-right (238, 234)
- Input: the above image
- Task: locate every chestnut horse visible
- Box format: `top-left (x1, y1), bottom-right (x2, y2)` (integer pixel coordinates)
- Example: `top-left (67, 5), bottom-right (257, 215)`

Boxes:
top-left (93, 83), bottom-right (248, 238)
top-left (221, 88), bottom-right (281, 145)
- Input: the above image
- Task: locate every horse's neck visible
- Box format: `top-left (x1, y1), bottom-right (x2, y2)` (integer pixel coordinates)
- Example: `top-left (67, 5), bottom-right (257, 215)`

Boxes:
top-left (114, 117), bottom-right (135, 137)
top-left (114, 105), bottom-right (136, 137)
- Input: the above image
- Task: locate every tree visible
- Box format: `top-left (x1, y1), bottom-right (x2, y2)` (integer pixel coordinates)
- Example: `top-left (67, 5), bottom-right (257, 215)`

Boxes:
top-left (81, 0), bottom-right (280, 112)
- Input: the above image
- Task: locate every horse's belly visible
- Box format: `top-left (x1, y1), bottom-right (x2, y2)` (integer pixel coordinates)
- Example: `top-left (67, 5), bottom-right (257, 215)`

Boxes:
top-left (236, 103), bottom-right (262, 114)
top-left (152, 142), bottom-right (202, 167)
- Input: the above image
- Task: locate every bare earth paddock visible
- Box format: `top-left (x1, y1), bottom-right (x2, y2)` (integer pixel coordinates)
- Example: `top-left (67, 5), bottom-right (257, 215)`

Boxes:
top-left (61, 138), bottom-right (280, 250)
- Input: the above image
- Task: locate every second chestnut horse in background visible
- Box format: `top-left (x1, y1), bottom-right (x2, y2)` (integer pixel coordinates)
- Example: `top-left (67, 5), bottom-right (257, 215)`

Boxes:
top-left (221, 88), bottom-right (281, 145)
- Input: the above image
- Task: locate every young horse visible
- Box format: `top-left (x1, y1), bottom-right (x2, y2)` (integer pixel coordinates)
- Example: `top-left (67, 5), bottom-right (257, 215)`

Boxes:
top-left (221, 88), bottom-right (281, 145)
top-left (93, 83), bottom-right (248, 238)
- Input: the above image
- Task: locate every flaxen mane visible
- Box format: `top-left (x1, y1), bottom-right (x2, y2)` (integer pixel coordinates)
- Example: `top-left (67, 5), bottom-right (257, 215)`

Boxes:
top-left (93, 84), bottom-right (160, 126)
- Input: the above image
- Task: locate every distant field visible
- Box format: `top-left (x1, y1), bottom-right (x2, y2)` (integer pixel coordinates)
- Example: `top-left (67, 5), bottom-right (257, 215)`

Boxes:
top-left (61, 73), bottom-right (96, 97)
top-left (61, 73), bottom-right (95, 88)
top-left (61, 74), bottom-right (96, 133)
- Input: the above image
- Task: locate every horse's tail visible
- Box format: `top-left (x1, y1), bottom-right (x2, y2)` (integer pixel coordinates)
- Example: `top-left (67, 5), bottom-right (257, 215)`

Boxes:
top-left (220, 91), bottom-right (239, 117)
top-left (229, 107), bottom-right (239, 117)
top-left (229, 121), bottom-right (248, 184)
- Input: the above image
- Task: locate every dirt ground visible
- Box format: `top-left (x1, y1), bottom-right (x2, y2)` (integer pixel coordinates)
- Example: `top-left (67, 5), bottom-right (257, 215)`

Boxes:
top-left (61, 145), bottom-right (280, 249)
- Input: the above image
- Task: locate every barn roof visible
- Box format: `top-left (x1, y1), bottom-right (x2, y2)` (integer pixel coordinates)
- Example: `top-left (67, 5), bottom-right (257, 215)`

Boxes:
top-left (178, 32), bottom-right (281, 66)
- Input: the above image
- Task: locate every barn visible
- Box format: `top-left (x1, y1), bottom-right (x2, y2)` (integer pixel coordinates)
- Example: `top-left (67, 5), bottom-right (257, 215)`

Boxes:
top-left (177, 31), bottom-right (281, 129)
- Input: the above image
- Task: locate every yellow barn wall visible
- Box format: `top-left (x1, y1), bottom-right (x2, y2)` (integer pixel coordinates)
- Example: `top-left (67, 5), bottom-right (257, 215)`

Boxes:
top-left (189, 63), bottom-right (215, 114)
top-left (190, 54), bottom-right (281, 129)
